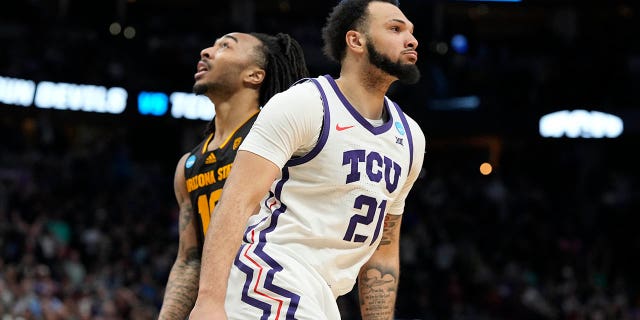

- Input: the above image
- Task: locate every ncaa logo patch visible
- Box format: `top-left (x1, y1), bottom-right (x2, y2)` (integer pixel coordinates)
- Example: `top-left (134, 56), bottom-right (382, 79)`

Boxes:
top-left (394, 122), bottom-right (405, 136)
top-left (185, 155), bottom-right (196, 169)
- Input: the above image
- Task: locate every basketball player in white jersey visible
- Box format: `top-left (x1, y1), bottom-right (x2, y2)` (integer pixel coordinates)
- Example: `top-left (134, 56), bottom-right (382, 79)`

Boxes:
top-left (189, 0), bottom-right (425, 319)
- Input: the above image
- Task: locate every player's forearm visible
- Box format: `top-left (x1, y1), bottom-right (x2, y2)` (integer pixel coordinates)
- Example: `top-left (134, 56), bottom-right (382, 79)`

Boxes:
top-left (358, 213), bottom-right (402, 320)
top-left (158, 260), bottom-right (201, 320)
top-left (358, 261), bottom-right (399, 320)
top-left (196, 197), bottom-right (253, 302)
top-left (195, 151), bottom-right (279, 305)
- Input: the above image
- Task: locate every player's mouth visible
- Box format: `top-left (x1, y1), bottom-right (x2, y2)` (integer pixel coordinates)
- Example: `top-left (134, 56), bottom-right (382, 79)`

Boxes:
top-left (194, 60), bottom-right (210, 80)
top-left (402, 50), bottom-right (418, 63)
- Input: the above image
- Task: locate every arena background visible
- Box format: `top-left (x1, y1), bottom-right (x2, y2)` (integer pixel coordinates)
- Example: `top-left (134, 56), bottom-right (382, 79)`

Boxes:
top-left (1, 0), bottom-right (639, 319)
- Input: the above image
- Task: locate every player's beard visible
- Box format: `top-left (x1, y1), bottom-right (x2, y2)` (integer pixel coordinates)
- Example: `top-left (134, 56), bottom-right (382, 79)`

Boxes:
top-left (193, 82), bottom-right (208, 95)
top-left (193, 63), bottom-right (245, 96)
top-left (366, 40), bottom-right (420, 85)
top-left (193, 75), bottom-right (231, 96)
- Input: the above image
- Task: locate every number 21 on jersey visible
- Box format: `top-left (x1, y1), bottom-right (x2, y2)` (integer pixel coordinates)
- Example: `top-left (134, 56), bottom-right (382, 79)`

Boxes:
top-left (343, 195), bottom-right (387, 246)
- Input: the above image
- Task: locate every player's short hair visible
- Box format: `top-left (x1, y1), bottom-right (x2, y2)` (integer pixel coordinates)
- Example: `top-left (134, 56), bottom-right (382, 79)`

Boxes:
top-left (321, 0), bottom-right (400, 63)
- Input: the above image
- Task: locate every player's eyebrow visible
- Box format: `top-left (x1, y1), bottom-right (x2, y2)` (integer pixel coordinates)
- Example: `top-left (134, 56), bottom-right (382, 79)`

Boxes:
top-left (387, 18), bottom-right (413, 33)
top-left (222, 35), bottom-right (239, 43)
top-left (213, 34), bottom-right (239, 47)
top-left (388, 18), bottom-right (414, 31)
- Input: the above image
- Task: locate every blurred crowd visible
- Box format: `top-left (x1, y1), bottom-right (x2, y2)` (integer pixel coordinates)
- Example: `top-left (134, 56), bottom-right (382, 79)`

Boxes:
top-left (2, 1), bottom-right (640, 319)
top-left (0, 114), bottom-right (177, 319)
top-left (1, 109), bottom-right (639, 320)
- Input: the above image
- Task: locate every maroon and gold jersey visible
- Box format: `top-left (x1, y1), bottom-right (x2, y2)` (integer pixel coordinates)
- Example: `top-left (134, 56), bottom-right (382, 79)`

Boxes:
top-left (183, 111), bottom-right (259, 249)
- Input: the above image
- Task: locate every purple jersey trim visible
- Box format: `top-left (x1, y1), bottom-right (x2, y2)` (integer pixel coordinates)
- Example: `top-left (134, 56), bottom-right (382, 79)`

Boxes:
top-left (233, 246), bottom-right (273, 319)
top-left (324, 74), bottom-right (394, 135)
top-left (235, 168), bottom-right (301, 319)
top-left (391, 101), bottom-right (414, 176)
top-left (285, 78), bottom-right (331, 167)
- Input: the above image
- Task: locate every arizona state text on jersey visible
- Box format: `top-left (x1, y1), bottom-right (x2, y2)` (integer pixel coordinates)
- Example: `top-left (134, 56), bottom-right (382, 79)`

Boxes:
top-left (183, 112), bottom-right (259, 249)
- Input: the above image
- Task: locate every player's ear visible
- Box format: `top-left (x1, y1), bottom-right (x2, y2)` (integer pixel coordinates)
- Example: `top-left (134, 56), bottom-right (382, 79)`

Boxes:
top-left (346, 30), bottom-right (365, 54)
top-left (246, 68), bottom-right (265, 86)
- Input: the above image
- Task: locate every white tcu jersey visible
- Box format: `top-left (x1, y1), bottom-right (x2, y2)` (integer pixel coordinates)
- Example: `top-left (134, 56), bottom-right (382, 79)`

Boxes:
top-left (228, 75), bottom-right (425, 319)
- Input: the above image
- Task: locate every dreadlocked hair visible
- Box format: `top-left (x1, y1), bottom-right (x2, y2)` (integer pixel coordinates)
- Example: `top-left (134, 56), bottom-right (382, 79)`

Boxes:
top-left (202, 33), bottom-right (309, 137)
top-left (250, 32), bottom-right (310, 107)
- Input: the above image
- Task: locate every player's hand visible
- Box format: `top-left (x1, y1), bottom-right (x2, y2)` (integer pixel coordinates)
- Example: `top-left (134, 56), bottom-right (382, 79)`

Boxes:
top-left (189, 300), bottom-right (227, 320)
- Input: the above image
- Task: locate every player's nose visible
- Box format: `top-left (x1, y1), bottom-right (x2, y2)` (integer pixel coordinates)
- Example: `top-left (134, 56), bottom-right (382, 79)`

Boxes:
top-left (406, 33), bottom-right (418, 50)
top-left (200, 47), bottom-right (213, 59)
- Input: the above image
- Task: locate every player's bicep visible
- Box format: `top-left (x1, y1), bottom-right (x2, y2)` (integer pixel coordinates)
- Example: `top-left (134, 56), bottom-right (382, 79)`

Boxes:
top-left (378, 214), bottom-right (402, 250)
top-left (361, 214), bottom-right (401, 285)
top-left (217, 150), bottom-right (280, 213)
top-left (174, 154), bottom-right (200, 263)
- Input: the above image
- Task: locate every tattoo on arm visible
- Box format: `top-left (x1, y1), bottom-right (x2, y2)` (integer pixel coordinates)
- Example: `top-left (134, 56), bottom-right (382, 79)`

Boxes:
top-left (358, 265), bottom-right (398, 320)
top-left (377, 214), bottom-right (400, 249)
top-left (159, 246), bottom-right (201, 319)
top-left (359, 214), bottom-right (401, 319)
top-left (179, 202), bottom-right (193, 232)
top-left (159, 203), bottom-right (201, 319)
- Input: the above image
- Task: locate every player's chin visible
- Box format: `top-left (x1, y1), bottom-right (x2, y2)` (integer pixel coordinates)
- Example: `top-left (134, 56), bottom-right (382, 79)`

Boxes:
top-left (403, 57), bottom-right (418, 65)
top-left (193, 83), bottom-right (208, 95)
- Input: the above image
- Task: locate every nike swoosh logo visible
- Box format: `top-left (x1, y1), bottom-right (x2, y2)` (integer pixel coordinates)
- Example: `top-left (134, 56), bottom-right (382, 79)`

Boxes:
top-left (336, 124), bottom-right (355, 131)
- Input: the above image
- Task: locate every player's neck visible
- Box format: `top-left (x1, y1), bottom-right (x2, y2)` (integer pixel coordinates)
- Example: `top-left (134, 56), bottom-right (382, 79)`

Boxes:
top-left (210, 94), bottom-right (259, 145)
top-left (334, 72), bottom-right (390, 120)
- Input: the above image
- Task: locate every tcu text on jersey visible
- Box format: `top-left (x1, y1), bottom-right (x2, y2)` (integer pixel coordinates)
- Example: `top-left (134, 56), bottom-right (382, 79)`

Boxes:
top-left (343, 149), bottom-right (401, 193)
